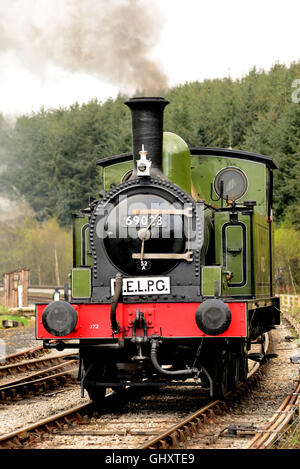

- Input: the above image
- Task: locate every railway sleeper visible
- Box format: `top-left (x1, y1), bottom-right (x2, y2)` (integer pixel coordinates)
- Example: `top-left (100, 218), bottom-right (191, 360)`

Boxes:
top-left (157, 439), bottom-right (168, 449)
top-left (182, 424), bottom-right (192, 440)
top-left (169, 431), bottom-right (180, 448)
top-left (175, 429), bottom-right (184, 445)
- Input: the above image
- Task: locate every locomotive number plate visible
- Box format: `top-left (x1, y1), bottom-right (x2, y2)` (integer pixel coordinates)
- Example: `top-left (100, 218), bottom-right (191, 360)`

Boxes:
top-left (120, 214), bottom-right (168, 228)
top-left (110, 276), bottom-right (170, 296)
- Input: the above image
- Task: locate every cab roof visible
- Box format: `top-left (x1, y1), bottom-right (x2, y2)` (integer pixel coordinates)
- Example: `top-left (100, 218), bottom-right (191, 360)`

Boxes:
top-left (96, 147), bottom-right (278, 170)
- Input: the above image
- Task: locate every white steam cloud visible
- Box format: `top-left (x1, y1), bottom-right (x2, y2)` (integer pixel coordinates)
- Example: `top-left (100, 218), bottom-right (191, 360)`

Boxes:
top-left (0, 0), bottom-right (168, 96)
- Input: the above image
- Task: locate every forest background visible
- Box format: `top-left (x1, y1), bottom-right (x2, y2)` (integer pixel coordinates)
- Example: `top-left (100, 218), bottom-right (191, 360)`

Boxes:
top-left (0, 62), bottom-right (299, 292)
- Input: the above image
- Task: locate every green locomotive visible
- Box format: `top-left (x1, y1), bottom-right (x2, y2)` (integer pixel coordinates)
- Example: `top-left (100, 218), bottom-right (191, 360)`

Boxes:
top-left (37, 97), bottom-right (280, 399)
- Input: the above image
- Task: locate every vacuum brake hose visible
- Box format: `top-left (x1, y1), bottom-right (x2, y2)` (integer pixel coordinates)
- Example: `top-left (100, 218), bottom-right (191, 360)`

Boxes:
top-left (150, 338), bottom-right (198, 377)
top-left (110, 273), bottom-right (122, 334)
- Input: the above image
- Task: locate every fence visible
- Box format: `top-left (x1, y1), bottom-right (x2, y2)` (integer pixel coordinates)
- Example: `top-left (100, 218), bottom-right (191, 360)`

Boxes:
top-left (279, 294), bottom-right (300, 311)
top-left (278, 294), bottom-right (300, 336)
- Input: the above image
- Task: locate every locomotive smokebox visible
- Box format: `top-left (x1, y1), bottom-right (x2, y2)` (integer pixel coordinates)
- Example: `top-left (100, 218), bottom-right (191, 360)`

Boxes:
top-left (125, 97), bottom-right (169, 178)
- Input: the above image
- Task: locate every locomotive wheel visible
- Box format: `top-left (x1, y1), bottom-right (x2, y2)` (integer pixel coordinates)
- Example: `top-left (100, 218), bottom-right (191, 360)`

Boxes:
top-left (231, 353), bottom-right (241, 388)
top-left (212, 350), bottom-right (229, 398)
top-left (84, 362), bottom-right (106, 404)
top-left (82, 355), bottom-right (117, 406)
top-left (239, 349), bottom-right (248, 382)
top-left (219, 352), bottom-right (229, 397)
top-left (229, 348), bottom-right (248, 388)
top-left (86, 378), bottom-right (106, 404)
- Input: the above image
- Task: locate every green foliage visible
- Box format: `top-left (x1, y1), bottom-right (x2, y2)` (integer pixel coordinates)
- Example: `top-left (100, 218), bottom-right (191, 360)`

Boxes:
top-left (0, 113), bottom-right (11, 165)
top-left (0, 212), bottom-right (72, 285)
top-left (274, 222), bottom-right (300, 293)
top-left (0, 96), bottom-right (131, 226)
top-left (0, 314), bottom-right (30, 328)
top-left (0, 304), bottom-right (8, 314)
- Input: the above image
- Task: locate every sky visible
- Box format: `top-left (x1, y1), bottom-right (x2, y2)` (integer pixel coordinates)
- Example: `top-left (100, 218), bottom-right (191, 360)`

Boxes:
top-left (0, 0), bottom-right (299, 117)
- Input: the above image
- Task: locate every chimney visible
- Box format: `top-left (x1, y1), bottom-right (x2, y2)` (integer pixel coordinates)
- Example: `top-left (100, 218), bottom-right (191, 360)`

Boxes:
top-left (125, 97), bottom-right (169, 178)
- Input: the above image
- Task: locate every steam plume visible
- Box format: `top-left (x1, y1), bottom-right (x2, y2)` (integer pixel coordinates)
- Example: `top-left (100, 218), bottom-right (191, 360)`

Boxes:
top-left (0, 0), bottom-right (168, 95)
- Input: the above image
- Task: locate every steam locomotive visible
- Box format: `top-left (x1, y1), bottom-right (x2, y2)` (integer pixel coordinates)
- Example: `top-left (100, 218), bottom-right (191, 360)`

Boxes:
top-left (36, 97), bottom-right (280, 401)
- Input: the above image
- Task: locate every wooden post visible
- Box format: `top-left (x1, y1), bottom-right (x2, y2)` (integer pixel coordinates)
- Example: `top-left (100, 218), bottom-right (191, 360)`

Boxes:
top-left (3, 269), bottom-right (30, 309)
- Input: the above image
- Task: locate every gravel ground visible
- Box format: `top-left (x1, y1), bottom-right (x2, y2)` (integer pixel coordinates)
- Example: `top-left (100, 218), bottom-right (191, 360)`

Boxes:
top-left (0, 385), bottom-right (90, 436)
top-left (0, 320), bottom-right (39, 358)
top-left (0, 320), bottom-right (89, 437)
top-left (187, 317), bottom-right (300, 449)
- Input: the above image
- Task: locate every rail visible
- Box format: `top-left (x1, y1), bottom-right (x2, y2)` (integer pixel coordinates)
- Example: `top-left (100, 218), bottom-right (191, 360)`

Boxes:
top-left (245, 296), bottom-right (300, 449)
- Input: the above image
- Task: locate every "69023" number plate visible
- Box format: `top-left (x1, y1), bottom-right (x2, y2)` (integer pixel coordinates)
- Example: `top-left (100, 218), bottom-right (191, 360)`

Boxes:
top-left (121, 214), bottom-right (168, 228)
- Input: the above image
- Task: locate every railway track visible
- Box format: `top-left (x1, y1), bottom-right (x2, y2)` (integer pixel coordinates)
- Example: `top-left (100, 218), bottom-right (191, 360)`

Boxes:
top-left (0, 352), bottom-right (75, 377)
top-left (0, 316), bottom-right (298, 450)
top-left (140, 337), bottom-right (268, 450)
top-left (245, 371), bottom-right (300, 449)
top-left (0, 333), bottom-right (269, 449)
top-left (0, 363), bottom-right (268, 450)
top-left (2, 345), bottom-right (46, 365)
top-left (186, 316), bottom-right (300, 450)
top-left (0, 354), bottom-right (78, 401)
top-left (0, 388), bottom-right (222, 449)
top-left (244, 309), bottom-right (300, 450)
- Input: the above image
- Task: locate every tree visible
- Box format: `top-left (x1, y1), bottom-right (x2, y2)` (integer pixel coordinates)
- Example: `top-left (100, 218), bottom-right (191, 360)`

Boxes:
top-left (275, 223), bottom-right (300, 293)
top-left (0, 214), bottom-right (72, 285)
